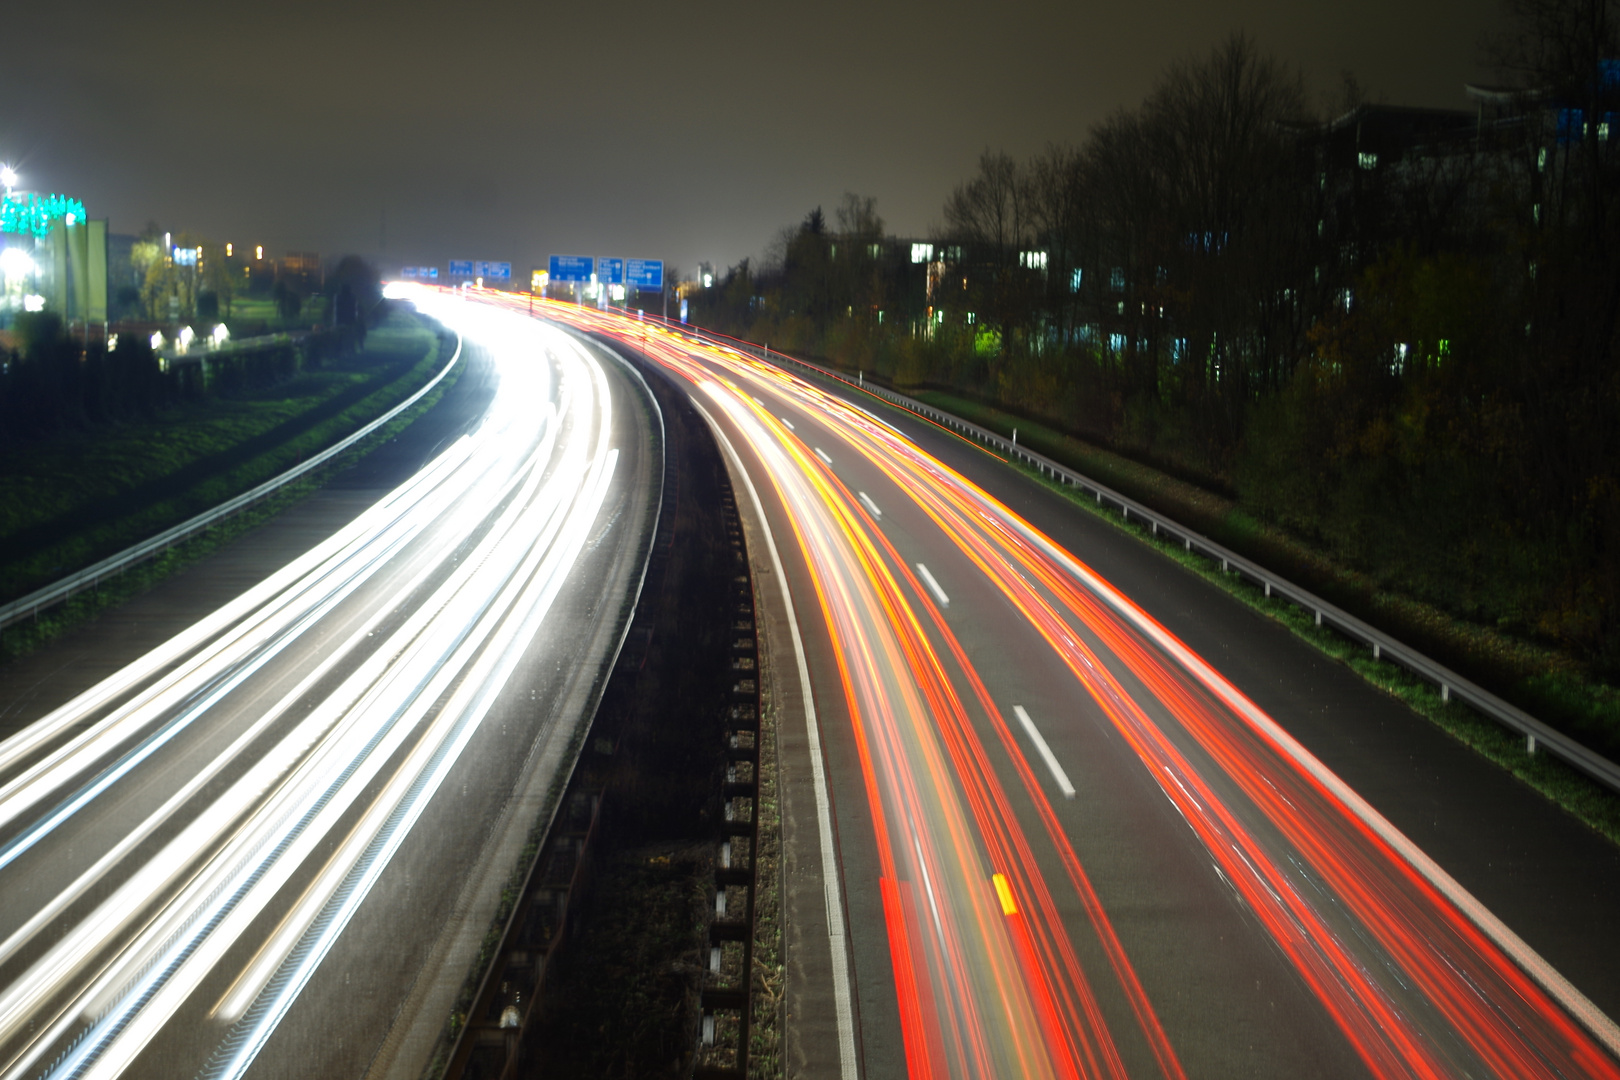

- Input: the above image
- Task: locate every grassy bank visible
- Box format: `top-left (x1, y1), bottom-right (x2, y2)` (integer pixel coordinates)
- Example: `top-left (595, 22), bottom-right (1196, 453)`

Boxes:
top-left (0, 311), bottom-right (443, 603)
top-left (0, 312), bottom-right (459, 665)
top-left (1005, 452), bottom-right (1620, 847)
top-left (904, 387), bottom-right (1620, 766)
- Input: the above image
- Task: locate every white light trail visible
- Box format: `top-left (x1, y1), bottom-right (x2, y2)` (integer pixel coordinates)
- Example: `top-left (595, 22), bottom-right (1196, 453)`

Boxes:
top-left (0, 294), bottom-right (624, 1080)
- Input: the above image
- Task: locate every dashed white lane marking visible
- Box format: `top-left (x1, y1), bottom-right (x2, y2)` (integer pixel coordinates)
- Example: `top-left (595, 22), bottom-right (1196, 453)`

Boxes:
top-left (1013, 705), bottom-right (1076, 799)
top-left (916, 563), bottom-right (949, 608)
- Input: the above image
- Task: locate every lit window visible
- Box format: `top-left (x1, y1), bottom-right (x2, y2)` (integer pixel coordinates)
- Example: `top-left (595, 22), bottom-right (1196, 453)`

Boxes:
top-left (966, 312), bottom-right (976, 324)
top-left (1110, 267), bottom-right (1124, 291)
top-left (1358, 151), bottom-right (1378, 170)
top-left (911, 242), bottom-right (934, 264)
top-left (1019, 250), bottom-right (1047, 271)
top-left (1070, 267), bottom-right (1082, 292)
top-left (868, 243), bottom-right (881, 259)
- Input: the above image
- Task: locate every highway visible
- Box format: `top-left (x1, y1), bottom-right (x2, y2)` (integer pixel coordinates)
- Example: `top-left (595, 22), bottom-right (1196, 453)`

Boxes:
top-left (541, 299), bottom-right (1620, 1080)
top-left (0, 291), bottom-right (659, 1080)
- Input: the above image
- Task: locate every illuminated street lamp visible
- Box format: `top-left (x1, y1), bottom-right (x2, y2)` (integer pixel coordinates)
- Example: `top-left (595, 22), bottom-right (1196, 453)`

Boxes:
top-left (0, 165), bottom-right (16, 193)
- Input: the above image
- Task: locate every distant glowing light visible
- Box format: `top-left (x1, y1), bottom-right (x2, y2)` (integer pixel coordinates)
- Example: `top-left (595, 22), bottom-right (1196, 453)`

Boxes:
top-left (151, 331), bottom-right (165, 350)
top-left (225, 243), bottom-right (233, 257)
top-left (255, 245), bottom-right (263, 260)
top-left (1, 192), bottom-right (87, 238)
top-left (0, 166), bottom-right (17, 189)
top-left (23, 293), bottom-right (45, 312)
top-left (0, 247), bottom-right (32, 277)
top-left (178, 325), bottom-right (195, 353)
top-left (211, 324), bottom-right (230, 346)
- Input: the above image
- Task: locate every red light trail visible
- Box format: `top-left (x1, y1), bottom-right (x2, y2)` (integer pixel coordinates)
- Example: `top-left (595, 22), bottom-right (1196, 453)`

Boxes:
top-left (500, 292), bottom-right (1619, 1080)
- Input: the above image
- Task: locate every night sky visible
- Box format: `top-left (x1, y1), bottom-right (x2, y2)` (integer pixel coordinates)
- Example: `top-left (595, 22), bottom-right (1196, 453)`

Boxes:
top-left (3, 0), bottom-right (1504, 279)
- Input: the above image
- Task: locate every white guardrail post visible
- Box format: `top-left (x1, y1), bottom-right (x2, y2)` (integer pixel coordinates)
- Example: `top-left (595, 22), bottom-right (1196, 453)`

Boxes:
top-left (0, 331), bottom-right (463, 633)
top-left (672, 331), bottom-right (1620, 797)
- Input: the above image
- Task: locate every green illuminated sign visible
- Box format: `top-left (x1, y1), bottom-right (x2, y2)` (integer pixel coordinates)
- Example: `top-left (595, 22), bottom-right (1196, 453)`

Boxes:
top-left (0, 192), bottom-right (88, 237)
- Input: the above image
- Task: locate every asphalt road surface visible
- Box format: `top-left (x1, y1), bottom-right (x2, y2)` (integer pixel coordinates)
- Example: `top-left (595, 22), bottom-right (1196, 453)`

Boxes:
top-left (545, 300), bottom-right (1620, 1080)
top-left (0, 292), bottom-right (660, 1080)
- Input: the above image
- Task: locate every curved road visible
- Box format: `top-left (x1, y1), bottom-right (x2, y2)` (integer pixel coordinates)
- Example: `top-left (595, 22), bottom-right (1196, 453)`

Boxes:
top-left (0, 293), bottom-right (660, 1080)
top-left (543, 299), bottom-right (1620, 1080)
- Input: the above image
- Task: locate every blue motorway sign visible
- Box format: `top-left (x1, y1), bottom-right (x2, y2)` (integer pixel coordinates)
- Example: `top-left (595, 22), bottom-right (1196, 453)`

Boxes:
top-left (401, 266), bottom-right (439, 279)
top-left (449, 260), bottom-right (474, 277)
top-left (548, 254), bottom-right (594, 282)
top-left (626, 258), bottom-right (664, 290)
top-left (477, 261), bottom-right (511, 280)
top-left (596, 257), bottom-right (624, 285)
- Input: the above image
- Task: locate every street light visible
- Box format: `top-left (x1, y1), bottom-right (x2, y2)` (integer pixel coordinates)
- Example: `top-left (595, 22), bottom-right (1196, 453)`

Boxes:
top-left (0, 166), bottom-right (16, 193)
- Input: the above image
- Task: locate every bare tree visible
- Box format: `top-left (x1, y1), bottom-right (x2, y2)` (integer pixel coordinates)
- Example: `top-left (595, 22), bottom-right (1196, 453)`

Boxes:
top-left (943, 150), bottom-right (1030, 261)
top-left (834, 193), bottom-right (883, 239)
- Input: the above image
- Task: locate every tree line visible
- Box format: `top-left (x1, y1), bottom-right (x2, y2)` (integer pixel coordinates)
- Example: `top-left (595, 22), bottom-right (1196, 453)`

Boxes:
top-left (692, 0), bottom-right (1620, 679)
top-left (1, 256), bottom-right (385, 446)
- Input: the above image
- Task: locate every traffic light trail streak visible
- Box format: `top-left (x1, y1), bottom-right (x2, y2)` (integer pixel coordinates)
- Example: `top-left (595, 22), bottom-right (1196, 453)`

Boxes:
top-left (0, 293), bottom-right (623, 1080)
top-left (539, 296), bottom-right (1620, 1080)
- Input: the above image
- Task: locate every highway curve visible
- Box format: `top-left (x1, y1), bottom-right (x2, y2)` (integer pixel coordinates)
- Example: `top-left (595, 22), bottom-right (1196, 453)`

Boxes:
top-left (0, 292), bottom-right (661, 1080)
top-left (542, 299), bottom-right (1620, 1080)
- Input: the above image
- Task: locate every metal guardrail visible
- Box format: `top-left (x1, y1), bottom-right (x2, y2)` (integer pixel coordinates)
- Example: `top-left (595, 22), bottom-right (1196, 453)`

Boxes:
top-left (679, 333), bottom-right (1620, 799)
top-left (0, 328), bottom-right (463, 633)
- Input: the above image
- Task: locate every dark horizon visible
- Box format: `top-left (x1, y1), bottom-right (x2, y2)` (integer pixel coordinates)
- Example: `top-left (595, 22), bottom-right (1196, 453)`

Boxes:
top-left (2, 0), bottom-right (1503, 277)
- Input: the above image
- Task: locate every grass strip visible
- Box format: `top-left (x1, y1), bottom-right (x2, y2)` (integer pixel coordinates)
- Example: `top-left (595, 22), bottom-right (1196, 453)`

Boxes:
top-left (0, 315), bottom-right (440, 599)
top-left (0, 333), bottom-right (463, 666)
top-left (1009, 455), bottom-right (1620, 848)
top-left (750, 698), bottom-right (783, 1079)
top-left (903, 387), bottom-right (1620, 761)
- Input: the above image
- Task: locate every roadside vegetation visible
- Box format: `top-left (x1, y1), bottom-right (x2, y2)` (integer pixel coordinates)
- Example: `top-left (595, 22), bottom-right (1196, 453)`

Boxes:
top-left (690, 0), bottom-right (1620, 768)
top-left (999, 443), bottom-right (1620, 847)
top-left (0, 306), bottom-right (455, 663)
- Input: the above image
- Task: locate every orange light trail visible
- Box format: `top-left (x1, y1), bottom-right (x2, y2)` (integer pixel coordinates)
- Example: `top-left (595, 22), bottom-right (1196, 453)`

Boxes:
top-left (487, 292), bottom-right (1619, 1080)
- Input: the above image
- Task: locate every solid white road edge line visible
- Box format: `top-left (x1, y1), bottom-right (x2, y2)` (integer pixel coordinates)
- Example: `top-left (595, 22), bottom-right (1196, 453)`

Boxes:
top-left (1012, 706), bottom-right (1076, 800)
top-left (694, 401), bottom-right (861, 1080)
